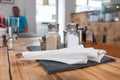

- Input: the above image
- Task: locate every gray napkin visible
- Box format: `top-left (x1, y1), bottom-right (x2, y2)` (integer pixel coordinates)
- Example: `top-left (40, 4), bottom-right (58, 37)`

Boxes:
top-left (39, 56), bottom-right (115, 74)
top-left (18, 33), bottom-right (40, 38)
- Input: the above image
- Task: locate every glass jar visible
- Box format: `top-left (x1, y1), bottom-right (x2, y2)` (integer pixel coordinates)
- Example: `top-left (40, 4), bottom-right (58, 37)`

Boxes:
top-left (64, 23), bottom-right (79, 48)
top-left (40, 36), bottom-right (46, 50)
top-left (7, 37), bottom-right (13, 50)
top-left (11, 17), bottom-right (19, 40)
top-left (46, 23), bottom-right (61, 50)
top-left (2, 35), bottom-right (7, 47)
top-left (7, 17), bottom-right (19, 40)
top-left (83, 31), bottom-right (93, 47)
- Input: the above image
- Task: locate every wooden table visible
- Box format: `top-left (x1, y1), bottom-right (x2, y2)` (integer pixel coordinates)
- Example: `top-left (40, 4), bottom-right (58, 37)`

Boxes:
top-left (0, 47), bottom-right (10, 80)
top-left (1, 38), bottom-right (120, 80)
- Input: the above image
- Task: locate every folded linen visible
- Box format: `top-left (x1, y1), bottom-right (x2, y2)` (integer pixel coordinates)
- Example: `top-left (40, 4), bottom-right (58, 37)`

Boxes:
top-left (21, 54), bottom-right (88, 64)
top-left (88, 49), bottom-right (106, 63)
top-left (20, 45), bottom-right (106, 64)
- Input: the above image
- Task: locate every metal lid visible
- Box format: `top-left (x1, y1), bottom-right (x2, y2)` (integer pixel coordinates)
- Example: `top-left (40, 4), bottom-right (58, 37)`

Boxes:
top-left (66, 23), bottom-right (78, 31)
top-left (77, 26), bottom-right (87, 31)
top-left (48, 23), bottom-right (59, 32)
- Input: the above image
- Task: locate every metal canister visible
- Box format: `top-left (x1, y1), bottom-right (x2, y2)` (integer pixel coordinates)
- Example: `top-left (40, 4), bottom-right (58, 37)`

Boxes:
top-left (64, 23), bottom-right (79, 48)
top-left (46, 23), bottom-right (61, 50)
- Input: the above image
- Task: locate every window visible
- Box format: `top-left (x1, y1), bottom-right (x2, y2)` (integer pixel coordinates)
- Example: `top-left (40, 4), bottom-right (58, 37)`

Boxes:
top-left (76, 0), bottom-right (87, 6)
top-left (76, 0), bottom-right (102, 12)
top-left (36, 0), bottom-right (56, 6)
top-left (88, 0), bottom-right (102, 10)
top-left (36, 0), bottom-right (56, 22)
top-left (36, 0), bottom-right (57, 36)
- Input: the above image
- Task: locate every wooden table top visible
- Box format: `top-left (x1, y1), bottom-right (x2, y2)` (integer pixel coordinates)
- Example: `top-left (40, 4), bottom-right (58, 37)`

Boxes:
top-left (0, 47), bottom-right (10, 80)
top-left (1, 37), bottom-right (120, 80)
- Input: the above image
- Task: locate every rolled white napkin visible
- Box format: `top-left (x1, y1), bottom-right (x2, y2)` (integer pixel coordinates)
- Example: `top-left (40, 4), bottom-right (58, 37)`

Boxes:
top-left (21, 54), bottom-right (88, 64)
top-left (88, 49), bottom-right (106, 63)
top-left (21, 45), bottom-right (88, 64)
top-left (20, 45), bottom-right (106, 64)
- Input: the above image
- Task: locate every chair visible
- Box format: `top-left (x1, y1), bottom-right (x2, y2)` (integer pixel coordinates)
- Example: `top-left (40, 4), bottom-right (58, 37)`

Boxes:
top-left (0, 23), bottom-right (6, 28)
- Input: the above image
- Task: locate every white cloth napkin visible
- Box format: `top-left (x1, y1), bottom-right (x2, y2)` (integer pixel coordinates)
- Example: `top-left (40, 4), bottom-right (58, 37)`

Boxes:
top-left (20, 45), bottom-right (106, 64)
top-left (88, 49), bottom-right (106, 63)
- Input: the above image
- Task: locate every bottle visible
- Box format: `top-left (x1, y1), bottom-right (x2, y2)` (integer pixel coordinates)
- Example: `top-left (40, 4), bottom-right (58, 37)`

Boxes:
top-left (12, 17), bottom-right (19, 40)
top-left (40, 36), bottom-right (46, 50)
top-left (46, 23), bottom-right (61, 50)
top-left (6, 17), bottom-right (13, 38)
top-left (64, 23), bottom-right (79, 48)
top-left (8, 26), bottom-right (13, 38)
top-left (13, 27), bottom-right (18, 40)
top-left (84, 30), bottom-right (93, 47)
top-left (63, 30), bottom-right (67, 48)
top-left (7, 25), bottom-right (13, 50)
top-left (7, 37), bottom-right (13, 50)
top-left (77, 27), bottom-right (83, 44)
top-left (2, 35), bottom-right (7, 47)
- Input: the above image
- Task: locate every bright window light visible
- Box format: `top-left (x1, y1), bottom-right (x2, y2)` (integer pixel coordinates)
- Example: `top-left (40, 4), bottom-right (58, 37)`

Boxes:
top-left (76, 0), bottom-right (102, 12)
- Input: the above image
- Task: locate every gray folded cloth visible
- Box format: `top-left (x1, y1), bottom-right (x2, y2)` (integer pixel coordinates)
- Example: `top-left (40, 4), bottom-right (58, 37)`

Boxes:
top-left (18, 33), bottom-right (40, 38)
top-left (20, 45), bottom-right (106, 64)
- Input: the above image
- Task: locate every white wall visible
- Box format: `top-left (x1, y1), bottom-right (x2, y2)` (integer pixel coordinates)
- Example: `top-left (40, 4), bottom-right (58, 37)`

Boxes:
top-left (65, 0), bottom-right (76, 24)
top-left (24, 0), bottom-right (36, 33)
top-left (58, 0), bottom-right (76, 27)
top-left (0, 0), bottom-right (36, 33)
top-left (0, 0), bottom-right (25, 16)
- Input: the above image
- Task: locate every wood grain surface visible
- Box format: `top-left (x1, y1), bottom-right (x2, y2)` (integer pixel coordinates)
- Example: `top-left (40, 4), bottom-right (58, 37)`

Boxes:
top-left (1, 37), bottom-right (120, 80)
top-left (0, 47), bottom-right (10, 80)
